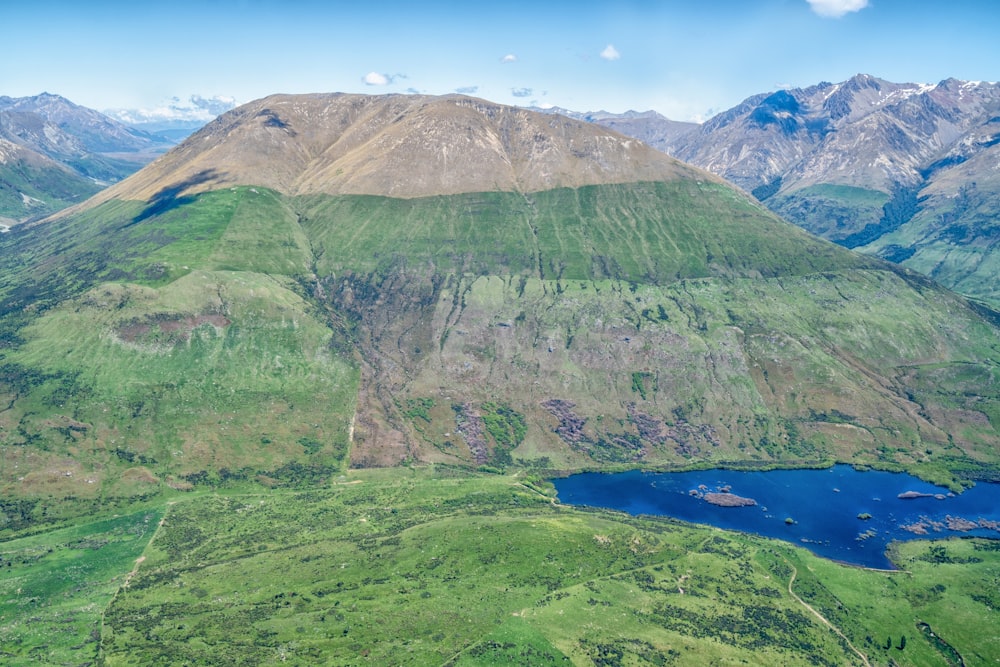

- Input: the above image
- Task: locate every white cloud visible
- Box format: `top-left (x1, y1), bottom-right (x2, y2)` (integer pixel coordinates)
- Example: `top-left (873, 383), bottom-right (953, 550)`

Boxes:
top-left (189, 94), bottom-right (237, 116)
top-left (806, 0), bottom-right (869, 18)
top-left (455, 86), bottom-right (479, 95)
top-left (103, 94), bottom-right (238, 125)
top-left (363, 72), bottom-right (390, 86)
top-left (600, 44), bottom-right (621, 61)
top-left (511, 87), bottom-right (533, 98)
top-left (501, 54), bottom-right (517, 63)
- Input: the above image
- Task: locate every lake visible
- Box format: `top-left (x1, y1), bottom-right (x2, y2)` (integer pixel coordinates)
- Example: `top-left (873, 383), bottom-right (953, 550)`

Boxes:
top-left (552, 465), bottom-right (1000, 569)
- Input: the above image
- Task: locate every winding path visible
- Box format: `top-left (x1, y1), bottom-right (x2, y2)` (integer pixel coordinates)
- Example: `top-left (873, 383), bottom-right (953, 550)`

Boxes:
top-left (784, 559), bottom-right (870, 667)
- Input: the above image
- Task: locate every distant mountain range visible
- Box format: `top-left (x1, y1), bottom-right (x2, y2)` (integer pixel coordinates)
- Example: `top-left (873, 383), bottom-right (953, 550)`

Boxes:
top-left (0, 93), bottom-right (174, 221)
top-left (571, 74), bottom-right (1000, 306)
top-left (536, 106), bottom-right (698, 150)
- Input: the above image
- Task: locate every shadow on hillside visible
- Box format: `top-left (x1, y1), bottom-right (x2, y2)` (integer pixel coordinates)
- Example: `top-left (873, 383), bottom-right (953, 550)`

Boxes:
top-left (129, 169), bottom-right (222, 225)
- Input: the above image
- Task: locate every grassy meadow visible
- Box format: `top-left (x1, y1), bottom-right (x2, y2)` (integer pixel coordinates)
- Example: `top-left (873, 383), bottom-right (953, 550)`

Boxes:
top-left (1, 469), bottom-right (995, 665)
top-left (0, 507), bottom-right (163, 665)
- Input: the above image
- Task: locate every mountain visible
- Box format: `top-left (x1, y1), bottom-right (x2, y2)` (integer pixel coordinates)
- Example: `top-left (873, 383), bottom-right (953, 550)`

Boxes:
top-left (4, 91), bottom-right (1000, 665)
top-left (79, 93), bottom-right (715, 206)
top-left (654, 75), bottom-right (1000, 306)
top-left (0, 93), bottom-right (173, 220)
top-left (6, 91), bottom-right (999, 498)
top-left (0, 137), bottom-right (98, 225)
top-left (536, 106), bottom-right (698, 151)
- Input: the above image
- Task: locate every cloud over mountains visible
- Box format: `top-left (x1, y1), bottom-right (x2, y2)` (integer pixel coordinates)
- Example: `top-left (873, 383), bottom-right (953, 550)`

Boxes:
top-left (104, 94), bottom-right (238, 127)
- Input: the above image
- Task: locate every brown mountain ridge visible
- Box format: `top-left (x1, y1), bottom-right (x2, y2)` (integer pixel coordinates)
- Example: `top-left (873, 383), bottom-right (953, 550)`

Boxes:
top-left (68, 92), bottom-right (721, 213)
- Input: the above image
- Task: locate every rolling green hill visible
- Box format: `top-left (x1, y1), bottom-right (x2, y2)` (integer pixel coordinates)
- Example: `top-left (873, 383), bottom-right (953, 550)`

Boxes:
top-left (2, 93), bottom-right (999, 665)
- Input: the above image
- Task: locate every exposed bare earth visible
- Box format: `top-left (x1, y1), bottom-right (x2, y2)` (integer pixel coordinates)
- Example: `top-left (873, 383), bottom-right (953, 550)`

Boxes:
top-left (116, 313), bottom-right (230, 344)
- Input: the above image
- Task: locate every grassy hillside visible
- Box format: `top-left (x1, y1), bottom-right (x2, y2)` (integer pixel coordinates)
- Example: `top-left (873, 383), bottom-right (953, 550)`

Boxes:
top-left (0, 183), bottom-right (997, 524)
top-left (766, 184), bottom-right (889, 243)
top-left (346, 269), bottom-right (1000, 487)
top-left (764, 179), bottom-right (1000, 309)
top-left (298, 181), bottom-right (871, 282)
top-left (0, 156), bottom-right (100, 221)
top-left (1, 175), bottom-right (999, 664)
top-left (861, 184), bottom-right (1000, 308)
top-left (0, 188), bottom-right (356, 525)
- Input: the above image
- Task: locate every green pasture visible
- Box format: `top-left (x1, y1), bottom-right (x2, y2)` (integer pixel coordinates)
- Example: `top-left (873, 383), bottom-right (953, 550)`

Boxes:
top-left (5, 469), bottom-right (994, 666)
top-left (0, 508), bottom-right (163, 665)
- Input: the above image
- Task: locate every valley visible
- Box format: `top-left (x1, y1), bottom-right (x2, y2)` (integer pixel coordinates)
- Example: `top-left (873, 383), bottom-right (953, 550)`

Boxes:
top-left (0, 93), bottom-right (174, 222)
top-left (5, 469), bottom-right (1000, 666)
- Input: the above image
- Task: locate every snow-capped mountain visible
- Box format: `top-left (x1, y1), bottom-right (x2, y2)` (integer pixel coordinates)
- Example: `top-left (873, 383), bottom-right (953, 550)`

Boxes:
top-left (103, 94), bottom-right (238, 141)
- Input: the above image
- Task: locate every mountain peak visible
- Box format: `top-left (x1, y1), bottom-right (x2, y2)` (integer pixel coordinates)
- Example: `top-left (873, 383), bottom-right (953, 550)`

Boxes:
top-left (82, 92), bottom-right (720, 207)
top-left (845, 73), bottom-right (886, 88)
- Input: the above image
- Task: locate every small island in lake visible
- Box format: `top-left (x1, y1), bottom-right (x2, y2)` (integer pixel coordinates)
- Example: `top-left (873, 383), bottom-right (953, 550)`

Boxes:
top-left (702, 491), bottom-right (757, 507)
top-left (898, 490), bottom-right (948, 500)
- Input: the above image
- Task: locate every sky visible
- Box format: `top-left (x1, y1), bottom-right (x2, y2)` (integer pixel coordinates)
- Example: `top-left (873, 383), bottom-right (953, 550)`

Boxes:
top-left (2, 0), bottom-right (998, 124)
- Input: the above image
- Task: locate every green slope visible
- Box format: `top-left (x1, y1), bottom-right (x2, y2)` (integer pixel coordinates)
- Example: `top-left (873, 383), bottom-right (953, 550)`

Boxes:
top-left (766, 183), bottom-right (889, 243)
top-left (298, 181), bottom-right (871, 282)
top-left (861, 185), bottom-right (1000, 308)
top-left (0, 157), bottom-right (100, 221)
top-left (358, 270), bottom-right (1000, 486)
top-left (0, 188), bottom-right (356, 517)
top-left (1, 176), bottom-right (999, 666)
top-left (0, 181), bottom-right (998, 522)
top-left (762, 179), bottom-right (1000, 309)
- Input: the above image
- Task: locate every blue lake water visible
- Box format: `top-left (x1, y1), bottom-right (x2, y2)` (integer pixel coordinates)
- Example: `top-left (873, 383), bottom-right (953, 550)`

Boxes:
top-left (552, 465), bottom-right (1000, 569)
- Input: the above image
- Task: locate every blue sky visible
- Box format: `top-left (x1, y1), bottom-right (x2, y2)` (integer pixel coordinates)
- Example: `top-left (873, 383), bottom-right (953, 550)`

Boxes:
top-left (3, 0), bottom-right (997, 122)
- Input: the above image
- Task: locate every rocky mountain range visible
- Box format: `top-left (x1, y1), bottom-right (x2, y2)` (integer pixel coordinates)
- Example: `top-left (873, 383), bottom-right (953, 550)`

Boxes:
top-left (537, 106), bottom-right (698, 151)
top-left (10, 79), bottom-right (1000, 306)
top-left (0, 93), bottom-right (172, 221)
top-left (578, 74), bottom-right (1000, 306)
